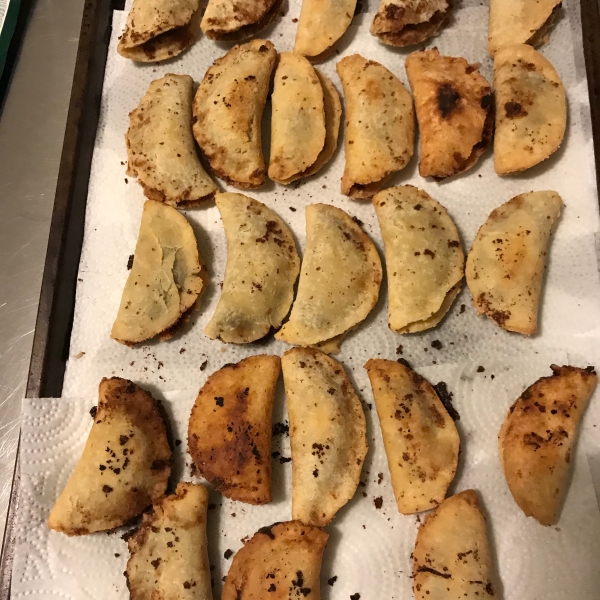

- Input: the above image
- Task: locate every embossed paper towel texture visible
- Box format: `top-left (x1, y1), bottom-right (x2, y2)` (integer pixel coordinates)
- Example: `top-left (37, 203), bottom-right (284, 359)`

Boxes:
top-left (13, 357), bottom-right (600, 599)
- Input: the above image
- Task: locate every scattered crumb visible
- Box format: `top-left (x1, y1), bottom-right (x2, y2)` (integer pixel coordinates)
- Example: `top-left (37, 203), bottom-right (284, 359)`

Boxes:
top-left (272, 421), bottom-right (289, 437)
top-left (374, 497), bottom-right (383, 509)
top-left (477, 366), bottom-right (485, 373)
top-left (200, 359), bottom-right (208, 371)
top-left (224, 549), bottom-right (233, 559)
top-left (433, 381), bottom-right (460, 421)
top-left (75, 351), bottom-right (86, 359)
top-left (377, 472), bottom-right (383, 484)
top-left (327, 576), bottom-right (337, 586)
top-left (397, 358), bottom-right (412, 369)
top-left (431, 340), bottom-right (443, 350)
top-left (396, 345), bottom-right (403, 355)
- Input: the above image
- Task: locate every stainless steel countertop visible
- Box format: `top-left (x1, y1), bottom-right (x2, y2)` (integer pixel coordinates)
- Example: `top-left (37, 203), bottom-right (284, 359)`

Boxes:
top-left (0, 0), bottom-right (84, 540)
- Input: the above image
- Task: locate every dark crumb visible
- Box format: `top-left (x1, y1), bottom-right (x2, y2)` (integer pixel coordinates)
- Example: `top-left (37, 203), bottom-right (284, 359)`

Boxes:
top-left (114, 553), bottom-right (120, 558)
top-left (124, 178), bottom-right (128, 184)
top-left (491, 374), bottom-right (495, 379)
top-left (151, 558), bottom-right (161, 569)
top-left (268, 584), bottom-right (277, 592)
top-left (190, 463), bottom-right (198, 477)
top-left (396, 345), bottom-right (403, 355)
top-left (460, 304), bottom-right (466, 314)
top-left (89, 406), bottom-right (97, 419)
top-left (377, 472), bottom-right (383, 484)
top-left (127, 254), bottom-right (134, 270)
top-left (477, 366), bottom-right (485, 373)
top-left (224, 549), bottom-right (233, 559)
top-left (289, 207), bottom-right (297, 212)
top-left (416, 514), bottom-right (421, 523)
top-left (397, 358), bottom-right (412, 369)
top-left (272, 450), bottom-right (281, 459)
top-left (103, 485), bottom-right (113, 493)
top-left (313, 469), bottom-right (319, 477)
top-left (433, 381), bottom-right (460, 421)
top-left (362, 492), bottom-right (367, 497)
top-left (431, 340), bottom-right (443, 350)
top-left (359, 480), bottom-right (366, 487)
top-left (200, 359), bottom-right (208, 371)
top-left (175, 439), bottom-right (182, 447)
top-left (328, 576), bottom-right (338, 586)
top-left (272, 421), bottom-right (289, 437)
top-left (279, 456), bottom-right (292, 464)
top-left (179, 348), bottom-right (186, 354)
top-left (351, 594), bottom-right (361, 600)
top-left (373, 497), bottom-right (383, 509)
top-left (292, 17), bottom-right (298, 22)
top-left (351, 215), bottom-right (364, 227)
top-left (121, 529), bottom-right (136, 542)
top-left (215, 396), bottom-right (224, 407)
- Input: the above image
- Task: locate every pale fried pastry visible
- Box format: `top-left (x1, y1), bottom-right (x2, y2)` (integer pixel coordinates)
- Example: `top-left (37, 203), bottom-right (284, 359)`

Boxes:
top-left (188, 355), bottom-right (281, 504)
top-left (337, 54), bottom-right (415, 198)
top-left (365, 359), bottom-right (460, 514)
top-left (294, 0), bottom-right (357, 62)
top-left (118, 0), bottom-right (200, 62)
top-left (48, 377), bottom-right (172, 535)
top-left (201, 0), bottom-right (280, 40)
top-left (126, 483), bottom-right (212, 600)
top-left (193, 40), bottom-right (277, 189)
top-left (275, 204), bottom-right (382, 351)
top-left (205, 193), bottom-right (300, 343)
top-left (269, 53), bottom-right (326, 185)
top-left (222, 521), bottom-right (328, 600)
top-left (282, 347), bottom-right (368, 526)
top-left (371, 0), bottom-right (451, 48)
top-left (111, 200), bottom-right (206, 346)
top-left (494, 44), bottom-right (566, 174)
top-left (413, 490), bottom-right (495, 599)
top-left (373, 185), bottom-right (464, 333)
top-left (466, 191), bottom-right (562, 335)
top-left (126, 74), bottom-right (217, 207)
top-left (488, 0), bottom-right (561, 56)
top-left (499, 365), bottom-right (597, 525)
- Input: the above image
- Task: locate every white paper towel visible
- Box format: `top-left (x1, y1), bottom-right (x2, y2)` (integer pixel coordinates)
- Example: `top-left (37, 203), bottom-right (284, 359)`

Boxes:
top-left (13, 356), bottom-right (600, 599)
